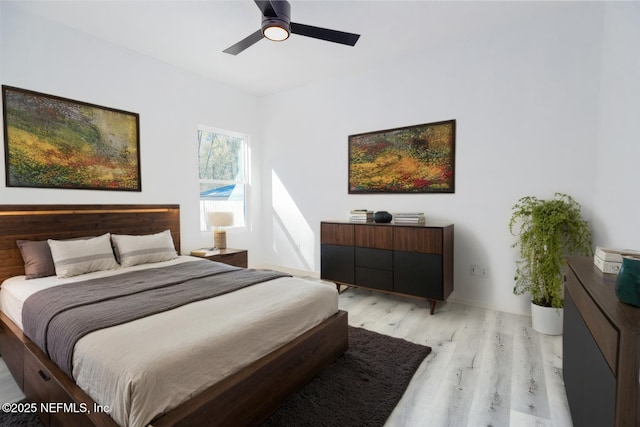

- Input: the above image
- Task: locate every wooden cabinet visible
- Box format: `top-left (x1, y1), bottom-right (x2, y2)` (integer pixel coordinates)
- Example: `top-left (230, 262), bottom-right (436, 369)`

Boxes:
top-left (320, 221), bottom-right (454, 314)
top-left (564, 257), bottom-right (640, 426)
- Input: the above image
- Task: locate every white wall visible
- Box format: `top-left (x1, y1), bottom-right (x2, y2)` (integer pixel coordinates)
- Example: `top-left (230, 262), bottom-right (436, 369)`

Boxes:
top-left (259, 2), bottom-right (605, 314)
top-left (592, 2), bottom-right (640, 248)
top-left (3, 2), bottom-right (636, 316)
top-left (0, 4), bottom-right (264, 261)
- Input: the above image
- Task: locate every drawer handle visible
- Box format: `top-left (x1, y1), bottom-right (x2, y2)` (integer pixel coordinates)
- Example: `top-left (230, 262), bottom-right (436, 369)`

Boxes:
top-left (38, 370), bottom-right (51, 382)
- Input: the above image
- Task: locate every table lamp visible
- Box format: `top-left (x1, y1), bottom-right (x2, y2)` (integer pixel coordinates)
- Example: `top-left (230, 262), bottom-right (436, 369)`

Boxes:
top-left (208, 211), bottom-right (234, 249)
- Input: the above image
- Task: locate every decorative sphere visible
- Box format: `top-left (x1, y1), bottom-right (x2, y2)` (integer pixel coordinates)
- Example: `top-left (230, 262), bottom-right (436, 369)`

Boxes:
top-left (373, 211), bottom-right (393, 223)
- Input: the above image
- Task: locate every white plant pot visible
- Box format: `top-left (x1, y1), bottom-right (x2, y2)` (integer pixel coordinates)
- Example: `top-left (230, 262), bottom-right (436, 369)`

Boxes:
top-left (531, 302), bottom-right (563, 335)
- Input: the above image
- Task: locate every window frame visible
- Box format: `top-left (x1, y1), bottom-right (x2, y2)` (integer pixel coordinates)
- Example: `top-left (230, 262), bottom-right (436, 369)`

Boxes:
top-left (197, 124), bottom-right (250, 232)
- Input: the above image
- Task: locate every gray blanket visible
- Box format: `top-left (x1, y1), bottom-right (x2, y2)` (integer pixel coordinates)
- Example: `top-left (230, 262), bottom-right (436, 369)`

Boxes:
top-left (22, 260), bottom-right (289, 377)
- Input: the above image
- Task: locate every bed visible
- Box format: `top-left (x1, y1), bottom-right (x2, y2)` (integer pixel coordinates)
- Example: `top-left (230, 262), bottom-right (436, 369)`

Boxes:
top-left (0, 204), bottom-right (348, 427)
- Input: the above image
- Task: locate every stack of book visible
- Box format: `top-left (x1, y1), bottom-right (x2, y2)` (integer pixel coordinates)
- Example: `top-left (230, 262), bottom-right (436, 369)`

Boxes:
top-left (594, 246), bottom-right (640, 274)
top-left (393, 213), bottom-right (426, 224)
top-left (349, 209), bottom-right (374, 222)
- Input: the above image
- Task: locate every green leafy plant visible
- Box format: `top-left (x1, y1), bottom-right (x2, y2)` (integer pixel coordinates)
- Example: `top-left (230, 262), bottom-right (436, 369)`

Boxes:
top-left (509, 193), bottom-right (592, 308)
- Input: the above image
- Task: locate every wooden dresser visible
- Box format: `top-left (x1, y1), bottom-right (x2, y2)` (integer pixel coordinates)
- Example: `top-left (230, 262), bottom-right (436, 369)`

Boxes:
top-left (320, 221), bottom-right (453, 314)
top-left (564, 257), bottom-right (640, 426)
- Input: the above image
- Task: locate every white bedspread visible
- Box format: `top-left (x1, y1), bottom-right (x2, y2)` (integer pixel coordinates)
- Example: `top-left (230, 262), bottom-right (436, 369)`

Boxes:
top-left (0, 257), bottom-right (339, 427)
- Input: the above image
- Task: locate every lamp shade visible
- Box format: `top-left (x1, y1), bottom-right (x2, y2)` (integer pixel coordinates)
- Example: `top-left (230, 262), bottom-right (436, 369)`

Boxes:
top-left (208, 211), bottom-right (234, 228)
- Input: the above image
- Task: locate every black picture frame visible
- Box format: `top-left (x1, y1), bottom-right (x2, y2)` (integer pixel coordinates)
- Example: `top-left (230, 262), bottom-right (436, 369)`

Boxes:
top-left (2, 85), bottom-right (141, 191)
top-left (348, 119), bottom-right (455, 194)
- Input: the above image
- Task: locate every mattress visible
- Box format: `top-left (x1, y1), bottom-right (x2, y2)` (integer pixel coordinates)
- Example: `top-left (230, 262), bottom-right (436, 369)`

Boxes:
top-left (0, 257), bottom-right (339, 427)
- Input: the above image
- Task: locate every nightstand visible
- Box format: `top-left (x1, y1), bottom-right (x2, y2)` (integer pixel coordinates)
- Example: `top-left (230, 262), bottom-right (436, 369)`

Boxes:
top-left (190, 248), bottom-right (248, 268)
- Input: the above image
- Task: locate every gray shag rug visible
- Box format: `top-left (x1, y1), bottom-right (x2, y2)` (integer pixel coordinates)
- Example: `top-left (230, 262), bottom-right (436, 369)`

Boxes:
top-left (0, 326), bottom-right (430, 427)
top-left (0, 404), bottom-right (42, 426)
top-left (261, 326), bottom-right (431, 426)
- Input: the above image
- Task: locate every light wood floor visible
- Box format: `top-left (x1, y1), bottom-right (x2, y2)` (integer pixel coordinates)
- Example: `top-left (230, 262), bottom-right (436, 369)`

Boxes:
top-left (0, 286), bottom-right (574, 426)
top-left (339, 287), bottom-right (574, 427)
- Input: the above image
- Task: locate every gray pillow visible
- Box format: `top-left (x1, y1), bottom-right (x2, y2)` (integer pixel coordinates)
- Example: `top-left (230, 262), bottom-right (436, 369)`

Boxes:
top-left (16, 240), bottom-right (56, 279)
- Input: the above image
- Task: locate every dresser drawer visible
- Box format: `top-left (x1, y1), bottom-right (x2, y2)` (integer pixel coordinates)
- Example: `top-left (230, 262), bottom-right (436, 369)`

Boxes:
top-left (355, 267), bottom-right (393, 291)
top-left (355, 247), bottom-right (392, 270)
top-left (354, 225), bottom-right (393, 249)
top-left (24, 349), bottom-right (94, 427)
top-left (212, 251), bottom-right (247, 268)
top-left (24, 350), bottom-right (52, 426)
top-left (394, 227), bottom-right (442, 254)
top-left (321, 223), bottom-right (354, 246)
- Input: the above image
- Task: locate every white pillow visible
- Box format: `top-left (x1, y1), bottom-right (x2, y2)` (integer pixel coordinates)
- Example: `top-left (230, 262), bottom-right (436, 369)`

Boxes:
top-left (111, 230), bottom-right (177, 267)
top-left (48, 233), bottom-right (119, 278)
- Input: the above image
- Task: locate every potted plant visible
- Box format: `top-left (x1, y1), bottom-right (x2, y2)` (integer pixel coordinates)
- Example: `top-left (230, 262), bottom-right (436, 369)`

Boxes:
top-left (509, 193), bottom-right (592, 335)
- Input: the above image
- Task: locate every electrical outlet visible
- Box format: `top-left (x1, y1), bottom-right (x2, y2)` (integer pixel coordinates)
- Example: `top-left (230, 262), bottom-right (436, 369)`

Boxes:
top-left (471, 264), bottom-right (488, 278)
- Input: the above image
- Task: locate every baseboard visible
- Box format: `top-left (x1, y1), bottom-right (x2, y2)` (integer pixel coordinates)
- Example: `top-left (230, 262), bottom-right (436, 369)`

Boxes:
top-left (447, 296), bottom-right (531, 317)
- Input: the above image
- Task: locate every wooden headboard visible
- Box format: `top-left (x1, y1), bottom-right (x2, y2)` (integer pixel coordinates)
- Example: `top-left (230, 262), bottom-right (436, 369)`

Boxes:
top-left (0, 204), bottom-right (180, 284)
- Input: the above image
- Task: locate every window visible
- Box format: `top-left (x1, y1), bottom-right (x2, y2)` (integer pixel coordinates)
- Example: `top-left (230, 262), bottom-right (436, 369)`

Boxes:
top-left (198, 126), bottom-right (248, 231)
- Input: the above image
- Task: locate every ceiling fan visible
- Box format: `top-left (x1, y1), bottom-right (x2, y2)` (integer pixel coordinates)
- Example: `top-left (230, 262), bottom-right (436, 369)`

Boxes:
top-left (224, 0), bottom-right (361, 55)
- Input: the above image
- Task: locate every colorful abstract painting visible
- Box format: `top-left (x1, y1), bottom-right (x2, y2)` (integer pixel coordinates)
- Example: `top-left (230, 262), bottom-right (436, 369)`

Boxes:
top-left (2, 86), bottom-right (140, 191)
top-left (349, 119), bottom-right (455, 193)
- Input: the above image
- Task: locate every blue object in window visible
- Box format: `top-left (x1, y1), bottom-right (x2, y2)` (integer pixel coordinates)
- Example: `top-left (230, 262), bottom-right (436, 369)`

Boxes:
top-left (200, 185), bottom-right (236, 200)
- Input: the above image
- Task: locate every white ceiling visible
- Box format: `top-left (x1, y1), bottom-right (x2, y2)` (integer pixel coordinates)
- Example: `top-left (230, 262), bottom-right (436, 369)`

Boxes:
top-left (8, 1), bottom-right (567, 97)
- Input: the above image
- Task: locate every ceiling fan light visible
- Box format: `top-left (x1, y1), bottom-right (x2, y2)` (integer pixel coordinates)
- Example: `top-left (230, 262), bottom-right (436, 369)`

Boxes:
top-left (263, 24), bottom-right (289, 42)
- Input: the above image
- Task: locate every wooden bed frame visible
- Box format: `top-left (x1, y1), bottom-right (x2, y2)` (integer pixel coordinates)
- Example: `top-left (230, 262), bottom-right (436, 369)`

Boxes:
top-left (0, 204), bottom-right (349, 427)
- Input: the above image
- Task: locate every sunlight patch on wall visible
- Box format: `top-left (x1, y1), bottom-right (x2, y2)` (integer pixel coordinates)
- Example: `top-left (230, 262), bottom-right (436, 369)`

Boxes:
top-left (271, 169), bottom-right (314, 270)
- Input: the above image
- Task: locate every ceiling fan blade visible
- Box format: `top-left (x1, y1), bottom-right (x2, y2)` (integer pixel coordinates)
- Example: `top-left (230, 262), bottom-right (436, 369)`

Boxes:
top-left (223, 29), bottom-right (264, 55)
top-left (254, 0), bottom-right (278, 18)
top-left (290, 22), bottom-right (360, 46)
